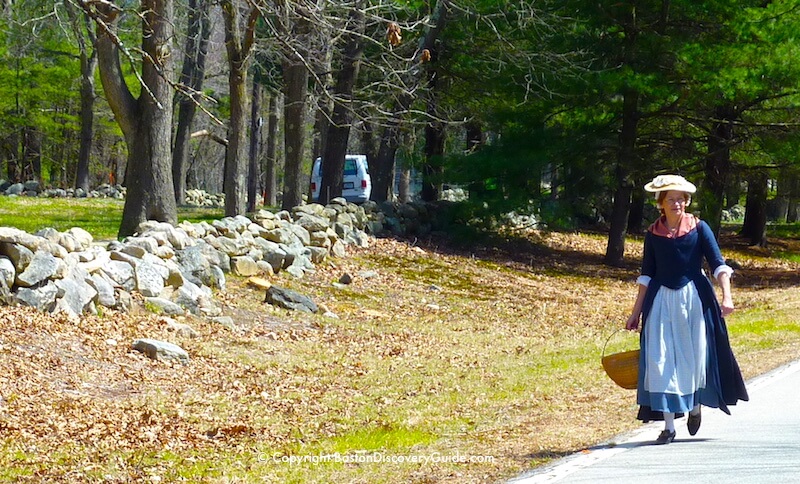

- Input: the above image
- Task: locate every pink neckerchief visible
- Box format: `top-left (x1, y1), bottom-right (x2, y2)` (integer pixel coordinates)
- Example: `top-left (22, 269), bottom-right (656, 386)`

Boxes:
top-left (648, 214), bottom-right (698, 238)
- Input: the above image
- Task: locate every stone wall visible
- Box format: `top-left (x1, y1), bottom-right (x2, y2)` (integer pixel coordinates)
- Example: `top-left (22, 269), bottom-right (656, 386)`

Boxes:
top-left (0, 198), bottom-right (378, 319)
top-left (0, 180), bottom-right (126, 199)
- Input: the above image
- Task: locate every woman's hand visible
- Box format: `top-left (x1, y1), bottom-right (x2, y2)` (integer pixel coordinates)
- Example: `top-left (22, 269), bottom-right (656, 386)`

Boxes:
top-left (717, 272), bottom-right (734, 318)
top-left (720, 297), bottom-right (734, 317)
top-left (625, 313), bottom-right (640, 331)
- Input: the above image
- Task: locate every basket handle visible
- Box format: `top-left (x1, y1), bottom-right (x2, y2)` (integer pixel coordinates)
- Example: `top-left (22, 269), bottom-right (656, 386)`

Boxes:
top-left (602, 328), bottom-right (638, 359)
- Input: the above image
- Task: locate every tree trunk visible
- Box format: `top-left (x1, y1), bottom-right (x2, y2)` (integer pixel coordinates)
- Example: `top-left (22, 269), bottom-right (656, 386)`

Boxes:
top-left (75, 52), bottom-right (97, 192)
top-left (724, 169), bottom-right (742, 209)
top-left (264, 93), bottom-right (279, 206)
top-left (223, 65), bottom-right (248, 216)
top-left (311, 31), bottom-right (334, 164)
top-left (422, 117), bottom-right (444, 202)
top-left (373, 114), bottom-right (405, 202)
top-left (397, 161), bottom-right (411, 202)
top-left (740, 169), bottom-right (768, 247)
top-left (3, 131), bottom-right (19, 182)
top-left (703, 105), bottom-right (736, 237)
top-left (787, 169), bottom-right (800, 223)
top-left (247, 82), bottom-right (263, 213)
top-left (626, 173), bottom-right (646, 234)
top-left (319, 6), bottom-right (366, 205)
top-left (172, 0), bottom-right (211, 205)
top-left (91, 0), bottom-right (177, 237)
top-left (604, 86), bottom-right (639, 266)
top-left (360, 120), bottom-right (378, 170)
top-left (222, 1), bottom-right (257, 217)
top-left (22, 127), bottom-right (42, 183)
top-left (775, 166), bottom-right (793, 222)
top-left (465, 120), bottom-right (484, 153)
top-left (372, 0), bottom-right (449, 202)
top-left (66, 4), bottom-right (98, 193)
top-left (282, 59), bottom-right (309, 210)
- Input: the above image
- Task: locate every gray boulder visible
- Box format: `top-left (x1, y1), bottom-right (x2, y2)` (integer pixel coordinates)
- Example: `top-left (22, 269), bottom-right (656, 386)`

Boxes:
top-left (0, 242), bottom-right (34, 271)
top-left (16, 251), bottom-right (61, 287)
top-left (173, 278), bottom-right (209, 314)
top-left (54, 275), bottom-right (97, 315)
top-left (134, 259), bottom-right (165, 297)
top-left (264, 285), bottom-right (318, 313)
top-left (131, 338), bottom-right (189, 365)
top-left (144, 297), bottom-right (184, 316)
top-left (307, 246), bottom-right (328, 264)
top-left (296, 213), bottom-right (330, 233)
top-left (211, 236), bottom-right (248, 257)
top-left (231, 256), bottom-right (259, 276)
top-left (175, 245), bottom-right (210, 282)
top-left (0, 227), bottom-right (66, 258)
top-left (0, 273), bottom-right (11, 305)
top-left (204, 265), bottom-right (226, 291)
top-left (15, 281), bottom-right (58, 311)
top-left (262, 226), bottom-right (298, 246)
top-left (66, 227), bottom-right (93, 249)
top-left (0, 256), bottom-right (15, 287)
top-left (308, 230), bottom-right (331, 249)
top-left (88, 272), bottom-right (117, 307)
top-left (286, 224), bottom-right (311, 247)
top-left (5, 183), bottom-right (24, 195)
top-left (331, 240), bottom-right (347, 258)
top-left (208, 316), bottom-right (236, 330)
top-left (101, 260), bottom-right (135, 290)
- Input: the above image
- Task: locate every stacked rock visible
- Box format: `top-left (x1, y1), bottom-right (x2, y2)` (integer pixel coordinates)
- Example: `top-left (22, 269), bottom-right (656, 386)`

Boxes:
top-left (0, 198), bottom-right (375, 319)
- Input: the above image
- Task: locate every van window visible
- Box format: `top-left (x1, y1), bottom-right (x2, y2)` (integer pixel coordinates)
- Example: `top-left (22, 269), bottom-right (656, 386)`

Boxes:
top-left (317, 158), bottom-right (359, 176)
top-left (343, 159), bottom-right (358, 176)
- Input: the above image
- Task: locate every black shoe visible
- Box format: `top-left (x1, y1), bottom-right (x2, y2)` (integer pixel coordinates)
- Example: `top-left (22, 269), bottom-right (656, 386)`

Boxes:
top-left (688, 407), bottom-right (702, 436)
top-left (655, 430), bottom-right (676, 445)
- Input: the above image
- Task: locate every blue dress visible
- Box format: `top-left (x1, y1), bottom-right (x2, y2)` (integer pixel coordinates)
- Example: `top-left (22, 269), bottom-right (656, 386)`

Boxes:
top-left (636, 220), bottom-right (749, 421)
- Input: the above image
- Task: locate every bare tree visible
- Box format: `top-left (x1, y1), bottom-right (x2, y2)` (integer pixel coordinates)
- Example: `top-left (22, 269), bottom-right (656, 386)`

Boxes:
top-left (81, 0), bottom-right (177, 237)
top-left (65, 1), bottom-right (98, 193)
top-left (263, 92), bottom-right (280, 206)
top-left (318, 4), bottom-right (366, 205)
top-left (372, 0), bottom-right (450, 202)
top-left (173, 0), bottom-right (211, 205)
top-left (247, 81), bottom-right (263, 212)
top-left (221, 0), bottom-right (258, 216)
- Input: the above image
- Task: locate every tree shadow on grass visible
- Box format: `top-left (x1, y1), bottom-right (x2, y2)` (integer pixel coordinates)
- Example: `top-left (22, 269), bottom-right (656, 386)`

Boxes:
top-left (385, 227), bottom-right (800, 289)
top-left (388, 229), bottom-right (643, 284)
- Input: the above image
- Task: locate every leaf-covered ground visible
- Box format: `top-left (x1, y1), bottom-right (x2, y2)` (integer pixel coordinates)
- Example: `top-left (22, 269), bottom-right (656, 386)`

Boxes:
top-left (1, 229), bottom-right (799, 482)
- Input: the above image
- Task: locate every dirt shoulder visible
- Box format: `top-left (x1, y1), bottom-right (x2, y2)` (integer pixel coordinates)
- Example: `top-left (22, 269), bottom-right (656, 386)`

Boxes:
top-left (1, 229), bottom-right (798, 482)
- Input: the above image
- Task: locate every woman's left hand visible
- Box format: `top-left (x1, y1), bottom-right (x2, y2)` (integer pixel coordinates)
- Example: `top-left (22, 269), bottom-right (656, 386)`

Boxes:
top-left (720, 298), bottom-right (734, 317)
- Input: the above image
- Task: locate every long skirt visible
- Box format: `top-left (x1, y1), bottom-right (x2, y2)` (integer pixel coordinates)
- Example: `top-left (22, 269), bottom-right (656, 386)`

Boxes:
top-left (639, 282), bottom-right (707, 414)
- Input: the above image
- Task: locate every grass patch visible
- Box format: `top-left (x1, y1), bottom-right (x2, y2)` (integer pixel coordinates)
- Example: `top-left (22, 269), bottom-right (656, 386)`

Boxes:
top-left (310, 425), bottom-right (436, 454)
top-left (0, 196), bottom-right (124, 239)
top-left (767, 222), bottom-right (800, 239)
top-left (774, 251), bottom-right (800, 263)
top-left (0, 196), bottom-right (225, 240)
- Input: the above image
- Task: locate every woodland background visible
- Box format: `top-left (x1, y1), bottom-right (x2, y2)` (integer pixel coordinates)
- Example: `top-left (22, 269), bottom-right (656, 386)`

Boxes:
top-left (2, 0), bottom-right (800, 258)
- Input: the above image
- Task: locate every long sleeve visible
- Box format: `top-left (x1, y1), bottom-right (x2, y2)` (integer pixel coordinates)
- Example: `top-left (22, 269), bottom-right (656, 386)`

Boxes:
top-left (698, 221), bottom-right (733, 280)
top-left (637, 232), bottom-right (656, 287)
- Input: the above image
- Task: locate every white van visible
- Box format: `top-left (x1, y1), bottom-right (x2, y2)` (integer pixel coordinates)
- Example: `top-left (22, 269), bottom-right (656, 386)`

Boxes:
top-left (310, 154), bottom-right (372, 203)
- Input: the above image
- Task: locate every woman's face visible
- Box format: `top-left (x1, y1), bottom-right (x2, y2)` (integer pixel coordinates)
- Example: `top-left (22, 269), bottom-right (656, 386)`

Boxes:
top-left (660, 190), bottom-right (687, 217)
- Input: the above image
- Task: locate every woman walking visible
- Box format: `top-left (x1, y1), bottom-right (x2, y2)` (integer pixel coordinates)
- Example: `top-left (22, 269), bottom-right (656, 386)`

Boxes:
top-left (626, 174), bottom-right (749, 445)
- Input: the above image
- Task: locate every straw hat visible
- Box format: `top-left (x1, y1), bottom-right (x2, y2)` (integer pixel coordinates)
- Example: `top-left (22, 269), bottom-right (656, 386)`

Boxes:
top-left (644, 174), bottom-right (696, 194)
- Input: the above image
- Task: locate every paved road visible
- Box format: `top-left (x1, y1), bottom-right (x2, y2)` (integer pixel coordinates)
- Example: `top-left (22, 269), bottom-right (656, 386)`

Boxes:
top-left (511, 359), bottom-right (800, 484)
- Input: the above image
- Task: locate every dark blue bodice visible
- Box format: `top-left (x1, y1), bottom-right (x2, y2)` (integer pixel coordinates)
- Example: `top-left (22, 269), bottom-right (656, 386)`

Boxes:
top-left (641, 221), bottom-right (726, 290)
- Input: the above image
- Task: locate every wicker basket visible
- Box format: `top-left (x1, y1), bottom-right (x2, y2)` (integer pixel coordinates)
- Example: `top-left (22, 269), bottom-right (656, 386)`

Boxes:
top-left (601, 330), bottom-right (640, 390)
